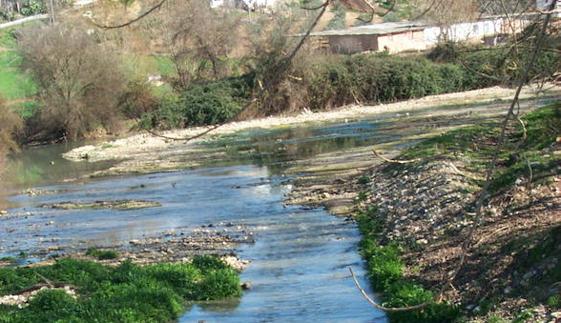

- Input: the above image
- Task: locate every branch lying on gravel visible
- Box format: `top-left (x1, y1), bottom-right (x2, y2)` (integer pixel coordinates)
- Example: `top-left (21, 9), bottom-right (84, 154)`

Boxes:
top-left (349, 267), bottom-right (430, 312)
top-left (372, 149), bottom-right (420, 164)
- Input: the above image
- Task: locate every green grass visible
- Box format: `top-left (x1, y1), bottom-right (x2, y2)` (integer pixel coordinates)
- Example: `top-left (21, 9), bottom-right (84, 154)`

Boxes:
top-left (395, 103), bottom-right (561, 194)
top-left (356, 207), bottom-right (460, 322)
top-left (0, 256), bottom-right (241, 322)
top-left (0, 29), bottom-right (37, 103)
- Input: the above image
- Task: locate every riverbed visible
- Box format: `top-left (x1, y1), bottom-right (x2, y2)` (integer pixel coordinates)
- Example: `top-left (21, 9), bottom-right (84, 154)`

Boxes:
top-left (1, 87), bottom-right (559, 322)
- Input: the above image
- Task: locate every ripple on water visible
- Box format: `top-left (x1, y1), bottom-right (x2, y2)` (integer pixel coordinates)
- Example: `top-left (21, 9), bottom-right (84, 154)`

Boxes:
top-left (2, 165), bottom-right (385, 322)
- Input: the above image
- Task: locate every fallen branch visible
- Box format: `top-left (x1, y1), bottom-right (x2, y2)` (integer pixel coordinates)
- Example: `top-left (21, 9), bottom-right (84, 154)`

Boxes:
top-left (349, 267), bottom-right (430, 312)
top-left (372, 149), bottom-right (420, 164)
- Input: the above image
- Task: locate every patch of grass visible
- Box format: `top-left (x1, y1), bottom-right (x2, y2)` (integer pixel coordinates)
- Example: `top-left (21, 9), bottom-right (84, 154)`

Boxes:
top-left (357, 175), bottom-right (370, 185)
top-left (85, 247), bottom-right (119, 260)
top-left (395, 103), bottom-right (561, 195)
top-left (0, 29), bottom-right (37, 102)
top-left (356, 207), bottom-right (460, 322)
top-left (0, 256), bottom-right (241, 322)
top-left (547, 295), bottom-right (561, 309)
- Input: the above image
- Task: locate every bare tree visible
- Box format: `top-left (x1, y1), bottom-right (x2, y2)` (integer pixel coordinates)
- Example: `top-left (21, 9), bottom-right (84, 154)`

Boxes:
top-left (18, 23), bottom-right (125, 141)
top-left (160, 0), bottom-right (242, 90)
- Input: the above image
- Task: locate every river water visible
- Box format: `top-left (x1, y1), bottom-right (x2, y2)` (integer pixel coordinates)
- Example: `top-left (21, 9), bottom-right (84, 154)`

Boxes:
top-left (1, 120), bottom-right (392, 322)
top-left (2, 96), bottom-right (556, 321)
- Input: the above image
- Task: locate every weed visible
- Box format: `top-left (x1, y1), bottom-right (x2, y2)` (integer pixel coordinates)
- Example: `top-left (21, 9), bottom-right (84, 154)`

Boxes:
top-left (85, 248), bottom-right (119, 260)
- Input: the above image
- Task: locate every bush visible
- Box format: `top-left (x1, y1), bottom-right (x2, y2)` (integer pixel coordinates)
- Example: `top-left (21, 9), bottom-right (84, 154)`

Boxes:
top-left (300, 54), bottom-right (471, 111)
top-left (85, 248), bottom-right (119, 260)
top-left (143, 77), bottom-right (251, 129)
top-left (118, 81), bottom-right (159, 120)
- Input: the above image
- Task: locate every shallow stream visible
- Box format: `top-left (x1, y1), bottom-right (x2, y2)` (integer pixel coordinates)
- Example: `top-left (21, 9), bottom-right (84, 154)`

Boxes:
top-left (1, 96), bottom-right (556, 322)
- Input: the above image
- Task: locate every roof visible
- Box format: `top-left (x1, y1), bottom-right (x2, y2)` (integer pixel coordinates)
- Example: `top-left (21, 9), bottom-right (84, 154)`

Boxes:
top-left (308, 21), bottom-right (427, 37)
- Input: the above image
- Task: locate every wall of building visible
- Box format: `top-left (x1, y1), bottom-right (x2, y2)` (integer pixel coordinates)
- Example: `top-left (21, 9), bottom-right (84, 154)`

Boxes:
top-left (424, 18), bottom-right (504, 44)
top-left (377, 29), bottom-right (426, 53)
top-left (327, 34), bottom-right (378, 54)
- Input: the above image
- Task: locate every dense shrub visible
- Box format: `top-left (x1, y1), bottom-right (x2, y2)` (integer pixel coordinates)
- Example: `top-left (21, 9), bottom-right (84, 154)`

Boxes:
top-left (300, 54), bottom-right (472, 111)
top-left (143, 76), bottom-right (252, 129)
top-left (427, 41), bottom-right (560, 88)
top-left (118, 81), bottom-right (160, 119)
top-left (0, 98), bottom-right (23, 174)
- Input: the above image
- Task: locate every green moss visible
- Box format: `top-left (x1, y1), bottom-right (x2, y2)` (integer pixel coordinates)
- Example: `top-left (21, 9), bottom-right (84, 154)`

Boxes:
top-left (0, 256), bottom-right (241, 322)
top-left (356, 209), bottom-right (460, 322)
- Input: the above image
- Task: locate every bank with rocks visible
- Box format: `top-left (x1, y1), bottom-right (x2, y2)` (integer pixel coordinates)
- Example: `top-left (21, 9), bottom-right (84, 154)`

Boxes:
top-left (293, 103), bottom-right (561, 322)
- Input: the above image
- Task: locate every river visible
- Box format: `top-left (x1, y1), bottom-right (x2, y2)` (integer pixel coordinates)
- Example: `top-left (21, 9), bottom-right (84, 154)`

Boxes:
top-left (0, 120), bottom-right (390, 322)
top-left (1, 94), bottom-right (556, 321)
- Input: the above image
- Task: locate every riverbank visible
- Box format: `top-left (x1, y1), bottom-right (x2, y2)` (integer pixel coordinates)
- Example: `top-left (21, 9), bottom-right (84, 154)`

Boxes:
top-left (63, 85), bottom-right (560, 177)
top-left (294, 103), bottom-right (561, 321)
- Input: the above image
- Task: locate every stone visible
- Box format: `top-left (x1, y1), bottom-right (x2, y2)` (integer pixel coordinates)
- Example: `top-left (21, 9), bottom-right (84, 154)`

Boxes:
top-left (241, 282), bottom-right (252, 290)
top-left (416, 239), bottom-right (429, 245)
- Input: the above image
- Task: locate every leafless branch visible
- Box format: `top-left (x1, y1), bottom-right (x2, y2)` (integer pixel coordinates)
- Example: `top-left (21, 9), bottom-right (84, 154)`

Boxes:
top-left (90, 0), bottom-right (168, 29)
top-left (349, 267), bottom-right (430, 312)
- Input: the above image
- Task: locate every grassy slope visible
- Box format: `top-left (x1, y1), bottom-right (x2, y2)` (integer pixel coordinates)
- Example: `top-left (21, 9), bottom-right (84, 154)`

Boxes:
top-left (0, 256), bottom-right (241, 322)
top-left (0, 28), bottom-right (37, 116)
top-left (358, 103), bottom-right (561, 322)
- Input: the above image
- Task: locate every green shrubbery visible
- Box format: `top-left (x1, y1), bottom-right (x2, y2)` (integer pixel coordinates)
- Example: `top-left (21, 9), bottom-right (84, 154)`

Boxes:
top-left (356, 207), bottom-right (460, 323)
top-left (0, 256), bottom-right (242, 322)
top-left (141, 76), bottom-right (252, 129)
top-left (300, 54), bottom-right (475, 111)
top-left (426, 42), bottom-right (560, 88)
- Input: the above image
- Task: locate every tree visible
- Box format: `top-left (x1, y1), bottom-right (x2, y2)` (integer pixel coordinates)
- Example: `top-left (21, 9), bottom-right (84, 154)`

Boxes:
top-left (156, 0), bottom-right (241, 90)
top-left (18, 23), bottom-right (125, 140)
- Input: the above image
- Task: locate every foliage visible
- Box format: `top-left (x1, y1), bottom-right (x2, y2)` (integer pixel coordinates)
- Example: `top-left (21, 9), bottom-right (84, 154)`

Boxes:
top-left (299, 54), bottom-right (475, 112)
top-left (142, 76), bottom-right (252, 129)
top-left (85, 248), bottom-right (119, 260)
top-left (118, 81), bottom-right (160, 119)
top-left (427, 42), bottom-right (560, 88)
top-left (0, 256), bottom-right (241, 322)
top-left (356, 208), bottom-right (460, 322)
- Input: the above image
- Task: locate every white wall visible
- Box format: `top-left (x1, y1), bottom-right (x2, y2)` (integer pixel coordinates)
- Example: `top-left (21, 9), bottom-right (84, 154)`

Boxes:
top-left (423, 18), bottom-right (504, 44)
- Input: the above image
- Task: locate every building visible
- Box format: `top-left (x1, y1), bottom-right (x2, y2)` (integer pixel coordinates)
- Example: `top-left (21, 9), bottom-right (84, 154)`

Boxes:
top-left (308, 15), bottom-right (532, 55)
top-left (308, 22), bottom-right (428, 54)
